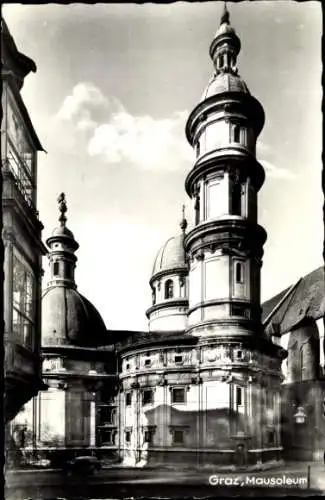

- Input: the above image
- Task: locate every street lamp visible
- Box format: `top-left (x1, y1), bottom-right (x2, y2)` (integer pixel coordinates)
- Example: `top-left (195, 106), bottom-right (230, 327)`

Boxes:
top-left (293, 406), bottom-right (307, 424)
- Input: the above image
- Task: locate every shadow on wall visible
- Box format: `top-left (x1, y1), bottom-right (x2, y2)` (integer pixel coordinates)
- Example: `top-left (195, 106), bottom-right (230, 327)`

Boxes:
top-left (123, 405), bottom-right (248, 467)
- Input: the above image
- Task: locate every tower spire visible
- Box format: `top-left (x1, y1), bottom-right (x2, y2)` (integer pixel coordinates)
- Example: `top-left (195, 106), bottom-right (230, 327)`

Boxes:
top-left (221, 2), bottom-right (230, 25)
top-left (58, 192), bottom-right (67, 227)
top-left (180, 204), bottom-right (188, 233)
top-left (209, 3), bottom-right (241, 75)
top-left (46, 193), bottom-right (79, 289)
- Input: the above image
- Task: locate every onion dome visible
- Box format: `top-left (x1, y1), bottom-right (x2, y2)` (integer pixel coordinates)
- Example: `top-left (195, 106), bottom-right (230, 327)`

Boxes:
top-left (42, 193), bottom-right (108, 347)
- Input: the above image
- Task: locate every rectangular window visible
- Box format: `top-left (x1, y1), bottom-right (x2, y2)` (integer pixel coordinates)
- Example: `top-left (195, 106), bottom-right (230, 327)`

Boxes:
top-left (12, 254), bottom-right (35, 349)
top-left (144, 430), bottom-right (154, 444)
top-left (236, 387), bottom-right (243, 406)
top-left (142, 389), bottom-right (154, 405)
top-left (171, 387), bottom-right (186, 404)
top-left (125, 392), bottom-right (132, 406)
top-left (125, 430), bottom-right (131, 443)
top-left (100, 429), bottom-right (115, 446)
top-left (99, 406), bottom-right (115, 424)
top-left (235, 262), bottom-right (243, 283)
top-left (231, 182), bottom-right (242, 216)
top-left (53, 262), bottom-right (59, 276)
top-left (126, 362), bottom-right (130, 371)
top-left (173, 430), bottom-right (184, 445)
top-left (144, 358), bottom-right (151, 367)
top-left (174, 355), bottom-right (183, 364)
top-left (267, 430), bottom-right (275, 445)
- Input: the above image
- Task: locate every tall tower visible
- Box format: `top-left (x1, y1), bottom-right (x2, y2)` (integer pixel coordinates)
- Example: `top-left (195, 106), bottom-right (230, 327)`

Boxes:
top-left (185, 5), bottom-right (265, 339)
top-left (184, 6), bottom-right (285, 462)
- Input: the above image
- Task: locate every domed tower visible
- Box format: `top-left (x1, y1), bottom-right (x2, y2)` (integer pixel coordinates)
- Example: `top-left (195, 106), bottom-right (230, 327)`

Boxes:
top-left (146, 208), bottom-right (189, 332)
top-left (185, 5), bottom-right (265, 338)
top-left (183, 6), bottom-right (286, 463)
top-left (42, 193), bottom-right (108, 347)
top-left (35, 194), bottom-right (116, 459)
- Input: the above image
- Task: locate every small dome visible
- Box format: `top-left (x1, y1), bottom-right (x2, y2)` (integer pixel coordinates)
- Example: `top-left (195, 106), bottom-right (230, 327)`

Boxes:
top-left (42, 287), bottom-right (108, 347)
top-left (51, 225), bottom-right (75, 239)
top-left (152, 235), bottom-right (187, 278)
top-left (201, 72), bottom-right (250, 101)
top-left (215, 22), bottom-right (236, 38)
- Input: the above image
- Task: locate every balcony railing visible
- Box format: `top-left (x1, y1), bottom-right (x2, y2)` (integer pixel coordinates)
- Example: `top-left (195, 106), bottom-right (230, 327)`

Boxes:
top-left (2, 154), bottom-right (39, 218)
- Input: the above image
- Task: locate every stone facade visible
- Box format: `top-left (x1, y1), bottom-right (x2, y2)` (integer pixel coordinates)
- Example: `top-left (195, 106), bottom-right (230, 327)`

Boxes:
top-left (7, 8), bottom-right (324, 469)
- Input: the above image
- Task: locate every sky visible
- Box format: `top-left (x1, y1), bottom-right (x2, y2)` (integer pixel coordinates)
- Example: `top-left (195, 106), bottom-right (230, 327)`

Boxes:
top-left (3, 1), bottom-right (323, 332)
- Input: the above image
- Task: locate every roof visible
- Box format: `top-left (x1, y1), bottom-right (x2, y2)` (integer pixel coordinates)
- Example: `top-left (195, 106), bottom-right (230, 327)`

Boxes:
top-left (116, 329), bottom-right (197, 352)
top-left (42, 286), bottom-right (109, 348)
top-left (1, 18), bottom-right (36, 87)
top-left (1, 18), bottom-right (44, 151)
top-left (201, 72), bottom-right (250, 102)
top-left (152, 234), bottom-right (187, 278)
top-left (262, 266), bottom-right (325, 336)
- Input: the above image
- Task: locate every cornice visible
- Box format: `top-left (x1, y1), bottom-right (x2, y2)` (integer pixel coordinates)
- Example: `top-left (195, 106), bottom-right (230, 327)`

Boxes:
top-left (150, 266), bottom-right (188, 286)
top-left (185, 152), bottom-right (265, 195)
top-left (146, 298), bottom-right (189, 318)
top-left (184, 218), bottom-right (266, 258)
top-left (186, 92), bottom-right (264, 145)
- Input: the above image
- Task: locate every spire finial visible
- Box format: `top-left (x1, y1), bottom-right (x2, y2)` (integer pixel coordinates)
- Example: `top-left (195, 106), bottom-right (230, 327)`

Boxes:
top-left (180, 204), bottom-right (188, 232)
top-left (221, 2), bottom-right (230, 25)
top-left (57, 192), bottom-right (67, 227)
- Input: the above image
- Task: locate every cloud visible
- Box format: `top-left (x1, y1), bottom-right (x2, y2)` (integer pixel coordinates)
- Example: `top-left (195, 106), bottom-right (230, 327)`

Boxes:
top-left (56, 82), bottom-right (123, 130)
top-left (57, 82), bottom-right (194, 170)
top-left (260, 160), bottom-right (296, 180)
top-left (257, 142), bottom-right (296, 180)
top-left (88, 109), bottom-right (193, 170)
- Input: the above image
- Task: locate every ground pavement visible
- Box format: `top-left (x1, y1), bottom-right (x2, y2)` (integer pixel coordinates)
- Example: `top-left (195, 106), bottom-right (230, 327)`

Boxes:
top-left (4, 461), bottom-right (325, 499)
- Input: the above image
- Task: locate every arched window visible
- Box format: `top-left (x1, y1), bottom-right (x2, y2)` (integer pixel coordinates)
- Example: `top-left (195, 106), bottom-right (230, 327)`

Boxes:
top-left (233, 124), bottom-right (241, 143)
top-left (164, 279), bottom-right (174, 299)
top-left (53, 262), bottom-right (59, 276)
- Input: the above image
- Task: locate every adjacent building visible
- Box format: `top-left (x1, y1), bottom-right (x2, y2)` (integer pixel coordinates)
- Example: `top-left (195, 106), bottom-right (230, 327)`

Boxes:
top-left (1, 18), bottom-right (47, 424)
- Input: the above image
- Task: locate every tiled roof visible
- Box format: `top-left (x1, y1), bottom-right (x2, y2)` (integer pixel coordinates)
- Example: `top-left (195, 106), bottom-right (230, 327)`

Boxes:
top-left (262, 266), bottom-right (325, 336)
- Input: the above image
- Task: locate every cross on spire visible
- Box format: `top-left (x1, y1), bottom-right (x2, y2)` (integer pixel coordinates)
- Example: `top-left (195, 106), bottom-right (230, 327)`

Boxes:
top-left (57, 192), bottom-right (67, 227)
